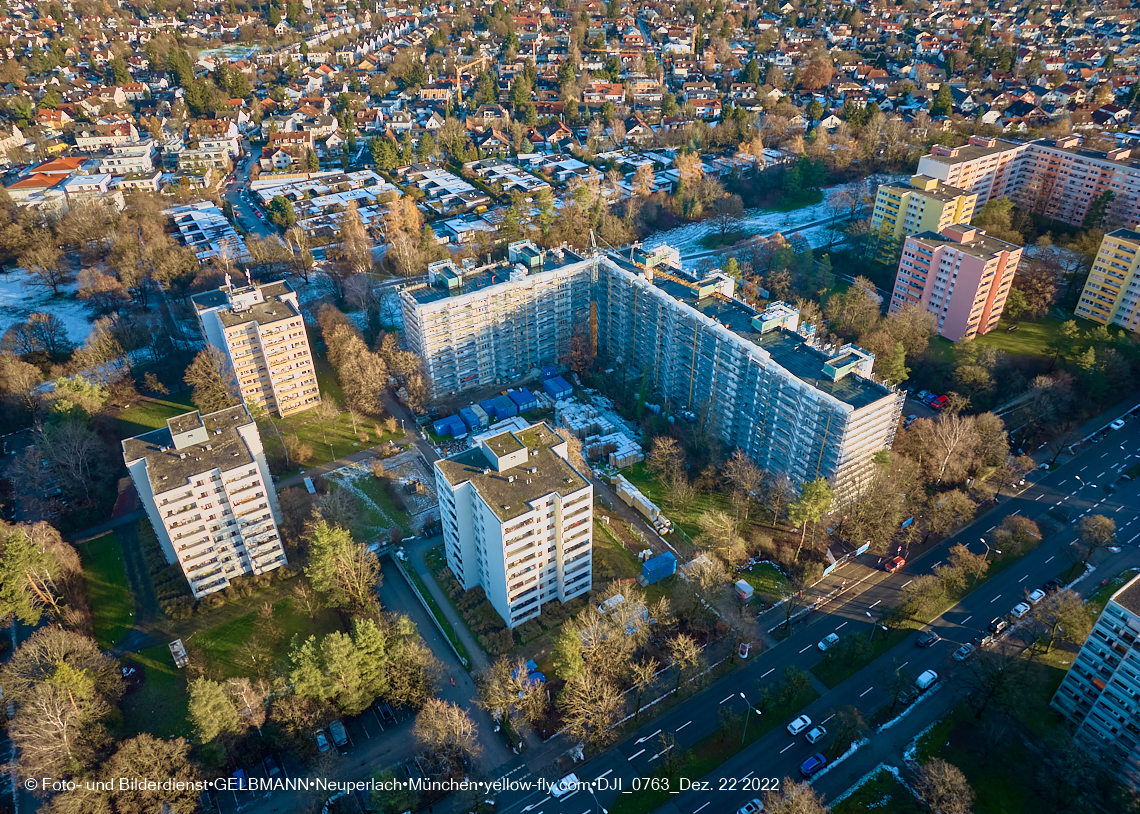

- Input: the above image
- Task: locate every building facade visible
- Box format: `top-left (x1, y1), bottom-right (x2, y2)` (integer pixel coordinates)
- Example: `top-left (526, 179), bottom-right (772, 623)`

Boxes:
top-left (1075, 227), bottom-right (1140, 333)
top-left (191, 279), bottom-right (320, 417)
top-left (889, 224), bottom-right (1022, 342)
top-left (123, 406), bottom-right (288, 599)
top-left (870, 175), bottom-right (978, 247)
top-left (434, 422), bottom-right (592, 628)
top-left (917, 136), bottom-right (1140, 229)
top-left (1051, 573), bottom-right (1140, 793)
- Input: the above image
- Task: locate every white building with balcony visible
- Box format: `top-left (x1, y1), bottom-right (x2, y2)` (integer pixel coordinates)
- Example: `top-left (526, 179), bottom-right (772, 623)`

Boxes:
top-left (434, 422), bottom-right (592, 628)
top-left (123, 406), bottom-right (288, 599)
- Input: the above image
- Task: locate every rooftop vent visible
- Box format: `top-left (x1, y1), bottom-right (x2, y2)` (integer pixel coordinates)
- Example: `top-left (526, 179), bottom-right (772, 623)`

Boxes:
top-left (508, 475), bottom-right (516, 483)
top-left (178, 453), bottom-right (187, 460)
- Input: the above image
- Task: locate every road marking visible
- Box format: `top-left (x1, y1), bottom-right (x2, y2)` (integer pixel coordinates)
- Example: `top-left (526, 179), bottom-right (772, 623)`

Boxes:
top-left (1129, 533), bottom-right (1140, 544)
top-left (628, 749), bottom-right (645, 760)
top-left (1045, 556), bottom-right (1054, 563)
top-left (1056, 500), bottom-right (1064, 506)
top-left (649, 745), bottom-right (674, 762)
top-left (1081, 466), bottom-right (1089, 471)
top-left (990, 596), bottom-right (1001, 603)
top-left (1099, 472), bottom-right (1108, 479)
top-left (780, 743), bottom-right (795, 754)
top-left (821, 713), bottom-right (835, 724)
top-left (1117, 505), bottom-right (1126, 513)
top-left (743, 771), bottom-right (755, 779)
top-left (596, 770), bottom-right (613, 780)
top-left (1060, 480), bottom-right (1068, 486)
top-left (933, 560), bottom-right (943, 567)
top-left (1070, 492), bottom-right (1078, 497)
top-left (677, 721), bottom-right (692, 731)
top-left (799, 645), bottom-right (813, 654)
top-left (869, 600), bottom-right (881, 608)
top-left (902, 580), bottom-right (913, 587)
top-left (1102, 452), bottom-right (1110, 458)
top-left (761, 668), bottom-right (775, 678)
top-left (898, 661), bottom-right (909, 670)
top-left (1019, 575), bottom-right (1029, 582)
top-left (560, 791), bottom-right (579, 802)
top-left (962, 615), bottom-right (972, 624)
top-left (695, 804), bottom-right (711, 814)
top-left (636, 729), bottom-right (662, 744)
top-left (1036, 495), bottom-right (1044, 501)
top-left (721, 694), bottom-right (735, 704)
top-left (859, 687), bottom-right (874, 698)
top-left (836, 621), bottom-right (848, 630)
top-left (988, 524), bottom-right (997, 530)
top-left (1012, 510), bottom-right (1020, 516)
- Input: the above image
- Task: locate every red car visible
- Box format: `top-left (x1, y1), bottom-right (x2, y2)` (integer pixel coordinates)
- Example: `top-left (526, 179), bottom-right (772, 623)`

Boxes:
top-left (931, 395), bottom-right (949, 410)
top-left (884, 556), bottom-right (906, 573)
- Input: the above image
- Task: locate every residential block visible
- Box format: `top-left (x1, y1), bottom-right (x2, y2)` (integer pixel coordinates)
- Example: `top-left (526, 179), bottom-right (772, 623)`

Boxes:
top-left (1075, 227), bottom-right (1140, 333)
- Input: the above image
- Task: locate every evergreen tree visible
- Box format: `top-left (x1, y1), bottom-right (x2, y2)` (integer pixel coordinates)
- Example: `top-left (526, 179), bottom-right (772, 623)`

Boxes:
top-left (930, 83), bottom-right (953, 117)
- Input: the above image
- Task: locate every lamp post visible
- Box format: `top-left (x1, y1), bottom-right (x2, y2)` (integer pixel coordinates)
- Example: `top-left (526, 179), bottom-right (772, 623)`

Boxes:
top-left (740, 692), bottom-right (762, 744)
top-left (975, 538), bottom-right (1002, 584)
top-left (866, 611), bottom-right (887, 641)
top-left (587, 786), bottom-right (608, 814)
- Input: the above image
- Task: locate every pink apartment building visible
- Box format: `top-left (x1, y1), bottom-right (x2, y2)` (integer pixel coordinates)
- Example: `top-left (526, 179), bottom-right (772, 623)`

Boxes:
top-left (889, 224), bottom-right (1023, 342)
top-left (917, 135), bottom-right (1140, 229)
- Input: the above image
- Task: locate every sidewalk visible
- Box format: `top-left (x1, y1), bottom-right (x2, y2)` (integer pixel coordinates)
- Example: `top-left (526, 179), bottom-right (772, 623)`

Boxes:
top-left (65, 509), bottom-right (145, 544)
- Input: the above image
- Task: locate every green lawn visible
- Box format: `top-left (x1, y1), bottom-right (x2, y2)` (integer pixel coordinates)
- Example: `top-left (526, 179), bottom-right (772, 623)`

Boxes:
top-left (324, 465), bottom-right (412, 542)
top-left (259, 409), bottom-right (401, 476)
top-left (811, 627), bottom-right (913, 689)
top-left (833, 768), bottom-right (923, 814)
top-left (120, 644), bottom-right (191, 739)
top-left (401, 559), bottom-right (471, 667)
top-left (109, 391), bottom-right (197, 440)
top-left (78, 532), bottom-right (135, 649)
top-left (621, 462), bottom-right (735, 541)
top-left (1087, 567), bottom-right (1140, 615)
top-left (738, 563), bottom-right (789, 601)
top-left (593, 520), bottom-right (643, 581)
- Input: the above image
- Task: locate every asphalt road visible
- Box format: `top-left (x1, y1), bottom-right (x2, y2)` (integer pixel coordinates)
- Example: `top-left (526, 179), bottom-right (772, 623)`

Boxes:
top-left (479, 420), bottom-right (1140, 814)
top-left (226, 141), bottom-right (275, 238)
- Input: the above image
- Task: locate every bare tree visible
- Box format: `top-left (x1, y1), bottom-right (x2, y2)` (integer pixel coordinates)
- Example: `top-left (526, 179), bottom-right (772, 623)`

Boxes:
top-left (20, 243), bottom-right (71, 295)
top-left (630, 657), bottom-right (660, 721)
top-left (413, 698), bottom-right (481, 770)
top-left (1072, 514), bottom-right (1115, 571)
top-left (724, 448), bottom-right (764, 522)
top-left (957, 645), bottom-right (1033, 719)
top-left (558, 670), bottom-right (623, 750)
top-left (763, 779), bottom-right (830, 814)
top-left (668, 632), bottom-right (703, 693)
top-left (913, 758), bottom-right (975, 814)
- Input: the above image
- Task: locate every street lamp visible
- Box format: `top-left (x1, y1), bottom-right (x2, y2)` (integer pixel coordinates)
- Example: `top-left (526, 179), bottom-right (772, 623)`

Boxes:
top-left (587, 786), bottom-right (608, 814)
top-left (739, 692), bottom-right (762, 743)
top-left (975, 538), bottom-right (1002, 584)
top-left (866, 611), bottom-right (888, 641)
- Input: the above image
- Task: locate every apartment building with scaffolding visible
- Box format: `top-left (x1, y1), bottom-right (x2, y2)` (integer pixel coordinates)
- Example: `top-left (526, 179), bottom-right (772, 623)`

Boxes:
top-left (434, 421), bottom-right (592, 628)
top-left (1075, 227), bottom-right (1140, 333)
top-left (191, 278), bottom-right (320, 417)
top-left (917, 136), bottom-right (1140, 228)
top-left (1051, 572), bottom-right (1140, 793)
top-left (123, 406), bottom-right (288, 599)
top-left (399, 241), bottom-right (594, 399)
top-left (595, 262), bottom-right (904, 499)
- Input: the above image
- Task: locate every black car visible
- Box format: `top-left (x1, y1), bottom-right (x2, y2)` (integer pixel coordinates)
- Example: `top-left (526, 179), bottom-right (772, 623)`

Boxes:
top-left (1043, 578), bottom-right (1065, 595)
top-left (988, 618), bottom-right (1009, 635)
top-left (916, 630), bottom-right (941, 648)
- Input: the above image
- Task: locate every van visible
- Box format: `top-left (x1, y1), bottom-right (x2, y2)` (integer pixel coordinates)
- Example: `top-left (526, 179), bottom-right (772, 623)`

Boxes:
top-left (916, 669), bottom-right (938, 690)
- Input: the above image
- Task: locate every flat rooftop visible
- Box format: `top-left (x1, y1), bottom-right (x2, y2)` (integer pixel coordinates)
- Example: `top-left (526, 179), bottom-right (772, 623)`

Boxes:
top-left (1108, 227), bottom-right (1140, 244)
top-left (1113, 573), bottom-right (1140, 617)
top-left (881, 180), bottom-right (973, 203)
top-left (216, 297), bottom-right (300, 329)
top-left (435, 423), bottom-right (588, 522)
top-left (404, 249), bottom-right (591, 305)
top-left (632, 265), bottom-right (893, 411)
top-left (123, 406), bottom-right (254, 495)
top-left (923, 139), bottom-right (1024, 165)
top-left (910, 228), bottom-right (1019, 259)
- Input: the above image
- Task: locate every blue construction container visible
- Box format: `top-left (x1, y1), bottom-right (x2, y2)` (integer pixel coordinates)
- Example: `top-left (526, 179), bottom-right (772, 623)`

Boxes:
top-left (459, 407), bottom-right (481, 431)
top-left (478, 397), bottom-right (499, 418)
top-left (433, 417), bottom-right (454, 436)
top-left (509, 388), bottom-right (538, 412)
top-left (544, 375), bottom-right (572, 401)
top-left (541, 364), bottom-right (558, 380)
top-left (642, 551), bottom-right (677, 585)
top-left (447, 417), bottom-right (468, 438)
top-left (492, 394), bottom-right (518, 419)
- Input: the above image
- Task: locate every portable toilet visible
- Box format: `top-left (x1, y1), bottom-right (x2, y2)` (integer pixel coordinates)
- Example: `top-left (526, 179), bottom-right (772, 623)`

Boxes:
top-left (734, 580), bottom-right (754, 601)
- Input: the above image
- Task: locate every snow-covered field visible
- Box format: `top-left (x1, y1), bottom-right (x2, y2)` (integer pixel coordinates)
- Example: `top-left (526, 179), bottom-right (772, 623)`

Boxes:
top-left (0, 270), bottom-right (93, 346)
top-left (642, 173), bottom-right (906, 273)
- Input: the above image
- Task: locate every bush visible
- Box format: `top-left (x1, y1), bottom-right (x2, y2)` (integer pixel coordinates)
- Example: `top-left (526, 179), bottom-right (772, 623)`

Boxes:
top-left (515, 619), bottom-right (543, 644)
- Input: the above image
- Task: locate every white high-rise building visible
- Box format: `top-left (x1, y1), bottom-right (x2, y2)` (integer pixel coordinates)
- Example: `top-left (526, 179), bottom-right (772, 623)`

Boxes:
top-left (123, 406), bottom-right (288, 599)
top-left (434, 422), bottom-right (592, 628)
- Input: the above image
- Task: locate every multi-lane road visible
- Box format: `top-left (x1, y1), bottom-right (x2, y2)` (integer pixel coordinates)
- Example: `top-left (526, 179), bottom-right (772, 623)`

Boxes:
top-left (483, 420), bottom-right (1140, 814)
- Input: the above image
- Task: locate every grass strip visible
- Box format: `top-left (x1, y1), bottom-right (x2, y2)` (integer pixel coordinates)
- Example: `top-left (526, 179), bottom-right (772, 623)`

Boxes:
top-left (402, 560), bottom-right (472, 667)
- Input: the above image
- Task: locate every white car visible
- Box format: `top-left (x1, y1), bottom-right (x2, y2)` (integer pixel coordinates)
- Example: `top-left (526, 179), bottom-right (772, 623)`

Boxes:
top-left (1011, 602), bottom-right (1031, 619)
top-left (817, 633), bottom-right (840, 651)
top-left (1027, 589), bottom-right (1046, 605)
top-left (805, 725), bottom-right (827, 744)
top-left (1110, 418), bottom-right (1126, 430)
top-left (551, 774), bottom-right (580, 798)
top-left (736, 799), bottom-right (764, 814)
top-left (787, 715), bottom-right (812, 735)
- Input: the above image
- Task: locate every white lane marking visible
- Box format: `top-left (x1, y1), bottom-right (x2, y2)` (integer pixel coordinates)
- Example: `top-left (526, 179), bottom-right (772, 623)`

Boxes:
top-left (898, 661), bottom-right (909, 669)
top-left (649, 745), bottom-right (674, 762)
top-left (990, 595), bottom-right (1001, 603)
top-left (677, 721), bottom-right (692, 731)
top-left (1081, 466), bottom-right (1089, 471)
top-left (1036, 495), bottom-right (1044, 501)
top-left (628, 749), bottom-right (645, 760)
top-left (1117, 505), bottom-right (1126, 513)
top-left (596, 770), bottom-right (613, 780)
top-left (859, 687), bottom-right (874, 698)
top-left (962, 615), bottom-right (972, 624)
top-left (1019, 575), bottom-right (1029, 582)
top-left (780, 743), bottom-right (795, 754)
top-left (761, 668), bottom-right (775, 678)
top-left (743, 771), bottom-right (755, 779)
top-left (1129, 533), bottom-right (1140, 544)
top-left (1045, 556), bottom-right (1054, 563)
top-left (869, 600), bottom-right (881, 608)
top-left (1060, 480), bottom-right (1068, 486)
top-left (560, 790), bottom-right (579, 802)
top-left (988, 524), bottom-right (997, 530)
top-left (902, 580), bottom-right (913, 587)
top-left (821, 713), bottom-right (836, 724)
top-left (799, 645), bottom-right (813, 653)
top-left (1056, 500), bottom-right (1064, 506)
top-left (721, 694), bottom-right (735, 704)
top-left (836, 621), bottom-right (848, 630)
top-left (1011, 510), bottom-right (1020, 516)
top-left (933, 560), bottom-right (943, 567)
top-left (695, 804), bottom-right (711, 814)
top-left (1102, 452), bottom-right (1110, 458)
top-left (1070, 492), bottom-right (1078, 497)
top-left (1099, 471), bottom-right (1108, 479)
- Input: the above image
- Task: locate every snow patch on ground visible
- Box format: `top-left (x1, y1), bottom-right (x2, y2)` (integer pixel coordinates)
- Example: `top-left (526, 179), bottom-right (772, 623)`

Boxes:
top-left (877, 681), bottom-right (942, 733)
top-left (809, 736), bottom-right (870, 783)
top-left (902, 720), bottom-right (938, 763)
top-left (642, 174), bottom-right (905, 270)
top-left (0, 270), bottom-right (93, 345)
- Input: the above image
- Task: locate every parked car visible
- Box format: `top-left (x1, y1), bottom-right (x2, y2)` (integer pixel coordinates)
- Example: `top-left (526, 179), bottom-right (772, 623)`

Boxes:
top-left (806, 725), bottom-right (827, 744)
top-left (923, 392), bottom-right (940, 405)
top-left (953, 643), bottom-right (977, 662)
top-left (904, 414), bottom-right (918, 427)
top-left (916, 630), bottom-right (941, 648)
top-left (312, 730), bottom-right (330, 752)
top-left (787, 715), bottom-right (812, 736)
top-left (799, 753), bottom-right (827, 778)
top-left (1043, 578), bottom-right (1065, 595)
top-left (552, 774), bottom-right (580, 798)
top-left (329, 719), bottom-right (348, 747)
top-left (1011, 602), bottom-right (1031, 619)
top-left (1110, 418), bottom-right (1126, 430)
top-left (972, 633), bottom-right (994, 649)
top-left (884, 556), bottom-right (906, 573)
top-left (931, 395), bottom-right (949, 410)
top-left (988, 617), bottom-right (1009, 635)
top-left (818, 633), bottom-right (840, 651)
top-left (915, 390), bottom-right (932, 402)
top-left (1027, 589), bottom-right (1046, 605)
top-left (263, 755), bottom-right (281, 776)
top-left (916, 670), bottom-right (938, 690)
top-left (736, 798), bottom-right (764, 814)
